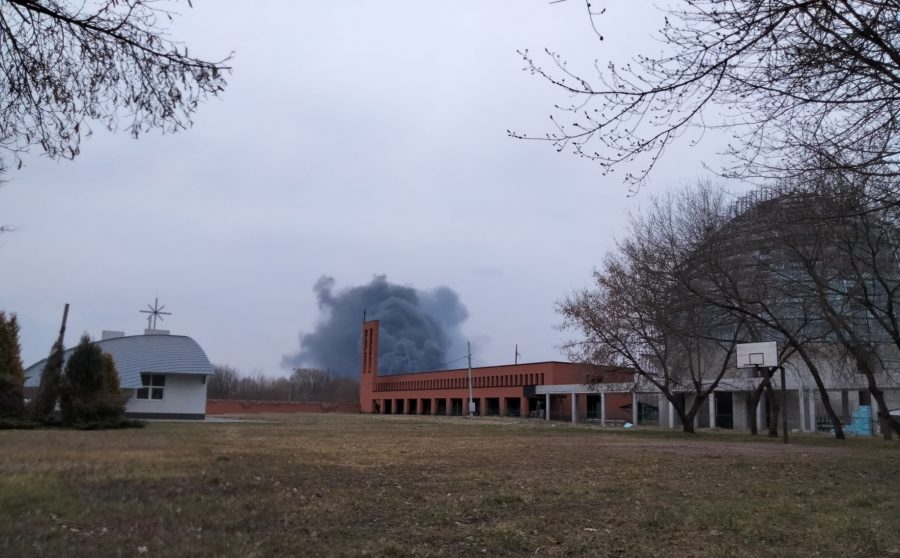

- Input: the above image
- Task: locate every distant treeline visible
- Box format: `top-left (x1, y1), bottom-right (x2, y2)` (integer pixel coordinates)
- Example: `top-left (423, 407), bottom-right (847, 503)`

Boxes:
top-left (208, 365), bottom-right (359, 403)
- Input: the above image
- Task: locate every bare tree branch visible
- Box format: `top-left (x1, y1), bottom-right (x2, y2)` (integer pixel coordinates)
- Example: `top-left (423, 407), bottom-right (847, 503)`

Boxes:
top-left (0, 0), bottom-right (232, 166)
top-left (515, 1), bottom-right (900, 190)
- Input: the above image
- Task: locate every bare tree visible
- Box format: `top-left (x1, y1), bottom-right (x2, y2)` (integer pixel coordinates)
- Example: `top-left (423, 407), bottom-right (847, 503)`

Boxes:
top-left (207, 365), bottom-right (360, 403)
top-left (563, 181), bottom-right (896, 438)
top-left (208, 364), bottom-right (240, 399)
top-left (514, 1), bottom-right (900, 189)
top-left (773, 177), bottom-right (900, 438)
top-left (706, 177), bottom-right (900, 438)
top-left (0, 0), bottom-right (230, 166)
top-left (560, 186), bottom-right (741, 432)
top-left (290, 368), bottom-right (359, 403)
top-left (678, 186), bottom-right (849, 437)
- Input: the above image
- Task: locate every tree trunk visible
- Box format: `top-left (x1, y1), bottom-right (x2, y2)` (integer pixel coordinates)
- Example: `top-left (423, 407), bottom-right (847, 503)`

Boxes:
top-left (847, 351), bottom-right (900, 439)
top-left (682, 412), bottom-right (696, 433)
top-left (793, 344), bottom-right (844, 439)
top-left (870, 387), bottom-right (900, 440)
top-left (682, 394), bottom-right (707, 434)
top-left (750, 369), bottom-right (774, 436)
top-left (805, 276), bottom-right (895, 439)
top-left (882, 414), bottom-right (895, 441)
top-left (749, 382), bottom-right (764, 436)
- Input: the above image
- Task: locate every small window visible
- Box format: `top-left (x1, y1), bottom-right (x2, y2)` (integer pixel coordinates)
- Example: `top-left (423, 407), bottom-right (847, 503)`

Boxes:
top-left (137, 374), bottom-right (165, 400)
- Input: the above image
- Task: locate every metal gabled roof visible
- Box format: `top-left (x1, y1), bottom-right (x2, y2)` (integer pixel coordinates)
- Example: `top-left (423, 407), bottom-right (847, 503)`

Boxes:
top-left (23, 334), bottom-right (214, 389)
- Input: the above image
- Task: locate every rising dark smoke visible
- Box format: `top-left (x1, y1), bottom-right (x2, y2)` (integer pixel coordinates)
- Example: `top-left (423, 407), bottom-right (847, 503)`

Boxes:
top-left (282, 275), bottom-right (469, 377)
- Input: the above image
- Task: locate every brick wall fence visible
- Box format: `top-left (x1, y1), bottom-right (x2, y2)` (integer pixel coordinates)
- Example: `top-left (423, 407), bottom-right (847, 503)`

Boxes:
top-left (206, 399), bottom-right (361, 415)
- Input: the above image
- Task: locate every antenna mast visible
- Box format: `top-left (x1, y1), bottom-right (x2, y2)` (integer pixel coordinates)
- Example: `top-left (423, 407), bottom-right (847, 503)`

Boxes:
top-left (140, 297), bottom-right (172, 330)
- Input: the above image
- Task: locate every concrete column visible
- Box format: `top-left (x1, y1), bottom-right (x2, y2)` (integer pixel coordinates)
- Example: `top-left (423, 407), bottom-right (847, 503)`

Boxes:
top-left (545, 393), bottom-right (550, 421)
top-left (808, 391), bottom-right (816, 432)
top-left (841, 390), bottom-right (850, 424)
top-left (571, 393), bottom-right (577, 424)
top-left (708, 393), bottom-right (716, 429)
top-left (797, 389), bottom-right (805, 432)
top-left (499, 397), bottom-right (507, 417)
top-left (668, 399), bottom-right (675, 429)
top-left (520, 396), bottom-right (528, 418)
top-left (632, 392), bottom-right (638, 426)
top-left (600, 392), bottom-right (606, 427)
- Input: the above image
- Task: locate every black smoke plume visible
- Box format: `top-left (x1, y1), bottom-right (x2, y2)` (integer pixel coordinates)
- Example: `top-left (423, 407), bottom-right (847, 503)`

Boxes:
top-left (282, 275), bottom-right (469, 377)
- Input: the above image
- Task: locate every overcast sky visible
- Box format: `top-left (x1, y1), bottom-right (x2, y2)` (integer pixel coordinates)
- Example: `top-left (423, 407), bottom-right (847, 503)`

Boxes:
top-left (0, 1), bottom-right (735, 375)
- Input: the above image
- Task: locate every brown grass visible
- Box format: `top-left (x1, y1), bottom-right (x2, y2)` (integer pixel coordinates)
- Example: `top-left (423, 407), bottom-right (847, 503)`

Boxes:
top-left (1, 414), bottom-right (898, 557)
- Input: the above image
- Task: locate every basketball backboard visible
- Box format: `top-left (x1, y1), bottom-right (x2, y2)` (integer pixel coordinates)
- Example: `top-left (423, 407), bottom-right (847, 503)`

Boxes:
top-left (736, 342), bottom-right (778, 368)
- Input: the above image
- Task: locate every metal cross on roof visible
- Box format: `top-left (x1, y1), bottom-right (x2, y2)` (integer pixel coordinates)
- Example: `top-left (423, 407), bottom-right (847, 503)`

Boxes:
top-left (140, 297), bottom-right (172, 330)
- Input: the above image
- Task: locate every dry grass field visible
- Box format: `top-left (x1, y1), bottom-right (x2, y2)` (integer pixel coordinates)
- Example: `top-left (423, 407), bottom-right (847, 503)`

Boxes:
top-left (1, 414), bottom-right (898, 558)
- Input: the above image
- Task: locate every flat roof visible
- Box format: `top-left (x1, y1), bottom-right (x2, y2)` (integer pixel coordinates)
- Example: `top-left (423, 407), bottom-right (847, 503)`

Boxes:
top-left (374, 361), bottom-right (624, 379)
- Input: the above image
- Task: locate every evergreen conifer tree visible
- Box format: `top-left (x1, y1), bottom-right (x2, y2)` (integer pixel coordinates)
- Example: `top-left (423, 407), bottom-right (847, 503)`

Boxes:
top-left (97, 353), bottom-right (125, 419)
top-left (32, 339), bottom-right (65, 423)
top-left (60, 334), bottom-right (104, 424)
top-left (60, 335), bottom-right (125, 425)
top-left (0, 312), bottom-right (26, 419)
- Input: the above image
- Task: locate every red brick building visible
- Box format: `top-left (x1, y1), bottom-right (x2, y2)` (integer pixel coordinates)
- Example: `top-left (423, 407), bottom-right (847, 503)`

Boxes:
top-left (359, 320), bottom-right (633, 421)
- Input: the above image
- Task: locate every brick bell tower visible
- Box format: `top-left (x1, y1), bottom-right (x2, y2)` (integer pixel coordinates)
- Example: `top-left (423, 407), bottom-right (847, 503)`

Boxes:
top-left (359, 320), bottom-right (380, 413)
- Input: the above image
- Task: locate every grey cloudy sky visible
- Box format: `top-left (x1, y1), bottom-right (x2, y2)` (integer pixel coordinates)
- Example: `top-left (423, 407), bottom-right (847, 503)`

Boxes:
top-left (1, 1), bottom-right (732, 375)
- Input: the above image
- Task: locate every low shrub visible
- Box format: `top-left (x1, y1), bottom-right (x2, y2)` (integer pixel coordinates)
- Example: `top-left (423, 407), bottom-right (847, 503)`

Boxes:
top-left (71, 417), bottom-right (145, 430)
top-left (0, 417), bottom-right (37, 430)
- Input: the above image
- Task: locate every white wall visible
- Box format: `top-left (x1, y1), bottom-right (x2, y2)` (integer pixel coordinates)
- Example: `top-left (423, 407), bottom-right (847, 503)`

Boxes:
top-left (126, 374), bottom-right (208, 416)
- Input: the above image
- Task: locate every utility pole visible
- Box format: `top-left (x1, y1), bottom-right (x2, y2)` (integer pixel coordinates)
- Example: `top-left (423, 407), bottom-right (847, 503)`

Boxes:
top-left (58, 303), bottom-right (70, 343)
top-left (515, 344), bottom-right (520, 365)
top-left (467, 341), bottom-right (475, 416)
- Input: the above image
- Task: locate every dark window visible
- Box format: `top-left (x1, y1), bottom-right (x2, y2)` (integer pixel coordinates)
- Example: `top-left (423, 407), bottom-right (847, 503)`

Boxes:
top-left (137, 374), bottom-right (165, 400)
